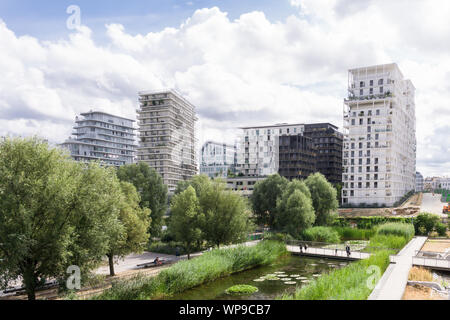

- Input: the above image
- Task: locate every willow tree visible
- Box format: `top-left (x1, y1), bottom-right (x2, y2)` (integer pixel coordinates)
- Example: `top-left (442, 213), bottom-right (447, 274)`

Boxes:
top-left (0, 137), bottom-right (123, 299)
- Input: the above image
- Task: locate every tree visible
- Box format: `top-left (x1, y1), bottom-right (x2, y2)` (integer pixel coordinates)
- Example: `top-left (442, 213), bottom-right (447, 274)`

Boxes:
top-left (305, 173), bottom-right (339, 226)
top-left (117, 163), bottom-right (168, 237)
top-left (106, 182), bottom-right (151, 276)
top-left (202, 182), bottom-right (253, 248)
top-left (0, 137), bottom-right (123, 299)
top-left (251, 174), bottom-right (289, 226)
top-left (169, 186), bottom-right (203, 259)
top-left (275, 184), bottom-right (315, 237)
top-left (414, 213), bottom-right (441, 235)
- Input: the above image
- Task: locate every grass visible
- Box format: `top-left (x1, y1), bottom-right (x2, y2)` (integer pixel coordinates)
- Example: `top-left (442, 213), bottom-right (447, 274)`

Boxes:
top-left (408, 267), bottom-right (433, 282)
top-left (333, 227), bottom-right (375, 241)
top-left (280, 250), bottom-right (392, 300)
top-left (92, 240), bottom-right (287, 300)
top-left (225, 285), bottom-right (258, 295)
top-left (366, 235), bottom-right (409, 253)
top-left (376, 223), bottom-right (415, 240)
top-left (301, 227), bottom-right (340, 243)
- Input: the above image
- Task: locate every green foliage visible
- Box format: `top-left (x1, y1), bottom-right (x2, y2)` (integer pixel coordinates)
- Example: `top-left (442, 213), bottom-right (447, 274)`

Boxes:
top-left (305, 173), bottom-right (339, 226)
top-left (435, 223), bottom-right (447, 237)
top-left (0, 137), bottom-right (124, 299)
top-left (116, 162), bottom-right (168, 237)
top-left (263, 232), bottom-right (295, 242)
top-left (280, 250), bottom-right (391, 300)
top-left (333, 216), bottom-right (413, 229)
top-left (251, 174), bottom-right (289, 226)
top-left (376, 223), bottom-right (415, 240)
top-left (367, 235), bottom-right (409, 252)
top-left (414, 213), bottom-right (442, 236)
top-left (106, 182), bottom-right (151, 275)
top-left (275, 185), bottom-right (315, 237)
top-left (332, 227), bottom-right (375, 240)
top-left (169, 186), bottom-right (204, 258)
top-left (225, 285), bottom-right (258, 295)
top-left (301, 227), bottom-right (341, 243)
top-left (202, 182), bottom-right (254, 248)
top-left (94, 240), bottom-right (287, 300)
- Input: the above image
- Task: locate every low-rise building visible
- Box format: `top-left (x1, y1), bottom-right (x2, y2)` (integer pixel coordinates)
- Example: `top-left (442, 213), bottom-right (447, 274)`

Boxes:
top-left (226, 176), bottom-right (267, 197)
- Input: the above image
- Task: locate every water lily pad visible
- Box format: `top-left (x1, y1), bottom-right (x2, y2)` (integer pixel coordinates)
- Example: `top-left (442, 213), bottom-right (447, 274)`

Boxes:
top-left (310, 264), bottom-right (318, 266)
top-left (253, 278), bottom-right (265, 282)
top-left (290, 274), bottom-right (300, 277)
top-left (296, 277), bottom-right (308, 280)
top-left (264, 275), bottom-right (280, 280)
top-left (301, 280), bottom-right (311, 283)
top-left (274, 272), bottom-right (285, 274)
top-left (283, 278), bottom-right (292, 281)
top-left (284, 281), bottom-right (296, 285)
top-left (225, 285), bottom-right (258, 295)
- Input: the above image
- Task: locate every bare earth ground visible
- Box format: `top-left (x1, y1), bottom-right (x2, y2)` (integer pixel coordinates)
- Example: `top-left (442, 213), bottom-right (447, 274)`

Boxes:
top-left (421, 239), bottom-right (450, 253)
top-left (339, 193), bottom-right (422, 217)
top-left (403, 285), bottom-right (447, 300)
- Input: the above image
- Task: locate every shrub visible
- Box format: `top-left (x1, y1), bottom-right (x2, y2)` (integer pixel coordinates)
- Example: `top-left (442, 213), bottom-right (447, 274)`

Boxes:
top-left (333, 227), bottom-right (375, 240)
top-left (376, 223), bottom-right (415, 240)
top-left (333, 217), bottom-right (413, 229)
top-left (414, 213), bottom-right (441, 235)
top-left (435, 223), bottom-right (447, 237)
top-left (225, 285), bottom-right (258, 295)
top-left (301, 227), bottom-right (340, 244)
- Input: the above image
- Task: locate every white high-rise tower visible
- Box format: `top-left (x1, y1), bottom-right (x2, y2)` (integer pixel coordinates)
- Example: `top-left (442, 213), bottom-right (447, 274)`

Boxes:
top-left (342, 63), bottom-right (416, 207)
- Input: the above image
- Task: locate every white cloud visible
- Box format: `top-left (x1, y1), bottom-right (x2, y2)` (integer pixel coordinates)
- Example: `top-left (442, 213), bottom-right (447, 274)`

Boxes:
top-left (1, 2), bottom-right (450, 177)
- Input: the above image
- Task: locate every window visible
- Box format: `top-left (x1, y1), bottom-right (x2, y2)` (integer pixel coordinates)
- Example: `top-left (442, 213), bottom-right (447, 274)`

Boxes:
top-left (374, 182), bottom-right (378, 189)
top-left (375, 134), bottom-right (379, 140)
top-left (359, 118), bottom-right (363, 125)
top-left (370, 80), bottom-right (374, 86)
top-left (380, 87), bottom-right (384, 94)
top-left (360, 89), bottom-right (364, 95)
top-left (360, 81), bottom-right (365, 87)
top-left (378, 79), bottom-right (384, 85)
top-left (370, 88), bottom-right (373, 95)
top-left (376, 109), bottom-right (380, 115)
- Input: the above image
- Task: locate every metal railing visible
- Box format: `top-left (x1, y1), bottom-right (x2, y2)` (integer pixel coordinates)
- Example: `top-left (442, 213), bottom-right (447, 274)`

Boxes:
top-left (412, 250), bottom-right (450, 270)
top-left (285, 240), bottom-right (390, 260)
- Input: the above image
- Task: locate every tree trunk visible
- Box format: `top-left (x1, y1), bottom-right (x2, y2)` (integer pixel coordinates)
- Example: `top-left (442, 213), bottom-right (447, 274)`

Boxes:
top-left (187, 252), bottom-right (190, 260)
top-left (23, 268), bottom-right (37, 301)
top-left (108, 254), bottom-right (115, 277)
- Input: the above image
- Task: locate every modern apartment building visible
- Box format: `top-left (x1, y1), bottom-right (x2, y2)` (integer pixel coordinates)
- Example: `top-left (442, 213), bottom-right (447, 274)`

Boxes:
top-left (415, 172), bottom-right (424, 192)
top-left (236, 123), bottom-right (343, 183)
top-left (200, 141), bottom-right (236, 178)
top-left (304, 123), bottom-right (344, 185)
top-left (236, 123), bottom-right (306, 176)
top-left (60, 111), bottom-right (136, 166)
top-left (342, 63), bottom-right (416, 207)
top-left (137, 89), bottom-right (198, 193)
top-left (278, 134), bottom-right (316, 180)
top-left (226, 176), bottom-right (267, 197)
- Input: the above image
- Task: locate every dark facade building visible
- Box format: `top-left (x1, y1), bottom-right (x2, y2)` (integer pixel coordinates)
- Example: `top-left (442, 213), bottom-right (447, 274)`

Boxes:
top-left (278, 134), bottom-right (317, 181)
top-left (303, 123), bottom-right (343, 185)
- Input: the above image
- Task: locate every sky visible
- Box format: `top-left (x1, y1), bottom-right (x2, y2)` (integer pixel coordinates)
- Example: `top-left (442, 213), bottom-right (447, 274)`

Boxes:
top-left (0, 0), bottom-right (449, 177)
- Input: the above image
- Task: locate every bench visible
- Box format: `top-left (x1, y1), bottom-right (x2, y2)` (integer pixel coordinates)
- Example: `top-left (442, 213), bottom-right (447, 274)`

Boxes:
top-left (136, 259), bottom-right (172, 269)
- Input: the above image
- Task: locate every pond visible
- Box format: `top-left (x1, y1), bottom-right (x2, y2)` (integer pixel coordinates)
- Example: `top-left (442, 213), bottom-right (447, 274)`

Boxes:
top-left (166, 255), bottom-right (350, 300)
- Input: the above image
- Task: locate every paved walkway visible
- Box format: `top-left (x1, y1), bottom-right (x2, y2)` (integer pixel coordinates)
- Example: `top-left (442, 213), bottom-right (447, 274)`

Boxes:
top-left (96, 240), bottom-right (260, 275)
top-left (287, 245), bottom-right (370, 261)
top-left (420, 193), bottom-right (446, 217)
top-left (368, 236), bottom-right (428, 300)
